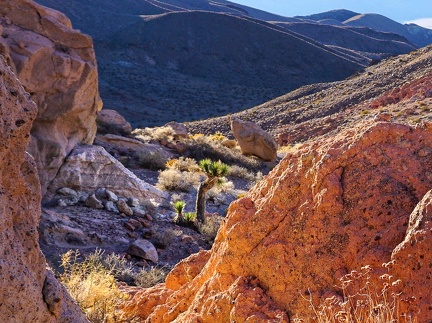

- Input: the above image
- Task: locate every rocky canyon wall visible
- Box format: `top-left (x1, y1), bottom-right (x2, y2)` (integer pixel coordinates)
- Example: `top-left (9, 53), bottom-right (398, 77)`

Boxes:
top-left (0, 55), bottom-right (86, 322)
top-left (0, 0), bottom-right (102, 196)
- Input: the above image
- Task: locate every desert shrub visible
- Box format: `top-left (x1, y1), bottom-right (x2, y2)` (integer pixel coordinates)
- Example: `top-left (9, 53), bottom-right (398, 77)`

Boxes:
top-left (293, 264), bottom-right (417, 323)
top-left (227, 165), bottom-right (256, 181)
top-left (185, 135), bottom-right (262, 171)
top-left (136, 150), bottom-right (167, 170)
top-left (183, 212), bottom-right (197, 223)
top-left (209, 132), bottom-right (226, 142)
top-left (198, 213), bottom-right (224, 243)
top-left (156, 168), bottom-right (202, 192)
top-left (132, 126), bottom-right (174, 142)
top-left (60, 249), bottom-right (129, 323)
top-left (166, 157), bottom-right (201, 172)
top-left (134, 265), bottom-right (171, 288)
top-left (207, 179), bottom-right (235, 200)
top-left (155, 227), bottom-right (183, 248)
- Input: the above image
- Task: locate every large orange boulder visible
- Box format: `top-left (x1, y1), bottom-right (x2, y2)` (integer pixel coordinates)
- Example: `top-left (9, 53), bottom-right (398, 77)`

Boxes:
top-left (0, 56), bottom-right (86, 321)
top-left (120, 119), bottom-right (432, 321)
top-left (0, 0), bottom-right (102, 196)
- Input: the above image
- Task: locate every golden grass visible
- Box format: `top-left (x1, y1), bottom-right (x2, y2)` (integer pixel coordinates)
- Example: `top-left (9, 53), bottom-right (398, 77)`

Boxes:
top-left (293, 265), bottom-right (418, 323)
top-left (60, 250), bottom-right (129, 323)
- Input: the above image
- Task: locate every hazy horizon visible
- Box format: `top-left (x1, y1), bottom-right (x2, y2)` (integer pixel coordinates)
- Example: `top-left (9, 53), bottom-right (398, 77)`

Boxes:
top-left (228, 0), bottom-right (432, 29)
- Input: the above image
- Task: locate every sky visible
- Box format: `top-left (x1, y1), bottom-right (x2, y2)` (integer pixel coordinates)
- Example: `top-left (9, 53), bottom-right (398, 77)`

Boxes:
top-left (228, 0), bottom-right (432, 29)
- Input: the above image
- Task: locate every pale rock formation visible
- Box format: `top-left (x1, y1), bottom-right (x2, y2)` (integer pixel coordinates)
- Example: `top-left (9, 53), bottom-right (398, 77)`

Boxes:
top-left (97, 109), bottom-right (132, 135)
top-left (120, 120), bottom-right (432, 322)
top-left (94, 134), bottom-right (175, 162)
top-left (0, 0), bottom-right (102, 195)
top-left (46, 145), bottom-right (168, 205)
top-left (0, 55), bottom-right (86, 322)
top-left (230, 117), bottom-right (277, 161)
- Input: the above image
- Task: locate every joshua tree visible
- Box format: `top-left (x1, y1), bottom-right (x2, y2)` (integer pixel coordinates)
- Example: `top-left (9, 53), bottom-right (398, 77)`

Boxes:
top-left (172, 200), bottom-right (186, 224)
top-left (196, 159), bottom-right (229, 223)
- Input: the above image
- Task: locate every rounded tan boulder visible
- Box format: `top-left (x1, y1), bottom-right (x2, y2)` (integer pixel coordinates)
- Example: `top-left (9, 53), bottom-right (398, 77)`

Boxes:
top-left (230, 116), bottom-right (277, 161)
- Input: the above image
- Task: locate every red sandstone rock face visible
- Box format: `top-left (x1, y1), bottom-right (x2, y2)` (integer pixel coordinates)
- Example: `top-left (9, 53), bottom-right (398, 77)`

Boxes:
top-left (0, 56), bottom-right (86, 322)
top-left (0, 0), bottom-right (102, 196)
top-left (120, 119), bottom-right (432, 322)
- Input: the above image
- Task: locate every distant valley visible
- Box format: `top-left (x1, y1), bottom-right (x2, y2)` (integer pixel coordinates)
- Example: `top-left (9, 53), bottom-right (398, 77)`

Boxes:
top-left (35, 0), bottom-right (431, 128)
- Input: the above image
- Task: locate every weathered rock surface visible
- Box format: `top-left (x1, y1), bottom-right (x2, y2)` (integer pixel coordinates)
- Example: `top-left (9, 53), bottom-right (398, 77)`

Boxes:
top-left (0, 0), bottom-right (102, 195)
top-left (96, 109), bottom-right (132, 135)
top-left (230, 117), bottom-right (277, 161)
top-left (389, 190), bottom-right (432, 319)
top-left (46, 145), bottom-right (168, 205)
top-left (120, 120), bottom-right (432, 322)
top-left (0, 55), bottom-right (86, 322)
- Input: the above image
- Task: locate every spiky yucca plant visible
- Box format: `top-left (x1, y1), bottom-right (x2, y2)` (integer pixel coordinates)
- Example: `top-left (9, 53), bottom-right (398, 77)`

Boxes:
top-left (196, 159), bottom-right (229, 222)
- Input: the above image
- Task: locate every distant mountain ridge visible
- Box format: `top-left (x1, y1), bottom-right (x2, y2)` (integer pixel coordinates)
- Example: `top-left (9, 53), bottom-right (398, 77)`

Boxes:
top-left (34, 0), bottom-right (430, 127)
top-left (297, 9), bottom-right (432, 47)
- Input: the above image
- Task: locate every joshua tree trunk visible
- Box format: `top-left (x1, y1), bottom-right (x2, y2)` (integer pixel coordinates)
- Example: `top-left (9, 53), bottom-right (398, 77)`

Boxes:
top-left (196, 177), bottom-right (217, 223)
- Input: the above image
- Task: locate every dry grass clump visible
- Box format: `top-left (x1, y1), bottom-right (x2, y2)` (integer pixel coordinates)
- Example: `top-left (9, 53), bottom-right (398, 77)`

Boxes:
top-left (165, 157), bottom-right (201, 172)
top-left (133, 265), bottom-right (171, 288)
top-left (198, 213), bottom-right (224, 242)
top-left (294, 264), bottom-right (417, 323)
top-left (60, 249), bottom-right (170, 322)
top-left (136, 150), bottom-right (168, 170)
top-left (60, 249), bottom-right (129, 323)
top-left (156, 168), bottom-right (202, 192)
top-left (227, 164), bottom-right (257, 181)
top-left (132, 126), bottom-right (174, 142)
top-left (207, 179), bottom-right (235, 199)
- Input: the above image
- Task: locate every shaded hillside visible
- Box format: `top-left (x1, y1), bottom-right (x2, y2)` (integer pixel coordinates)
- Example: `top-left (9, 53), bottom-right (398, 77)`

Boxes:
top-left (276, 22), bottom-right (416, 59)
top-left (35, 0), bottom-right (423, 127)
top-left (188, 45), bottom-right (432, 141)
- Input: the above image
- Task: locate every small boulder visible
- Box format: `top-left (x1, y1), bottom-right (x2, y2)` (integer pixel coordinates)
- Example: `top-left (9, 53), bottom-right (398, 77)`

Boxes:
top-left (57, 187), bottom-right (78, 198)
top-left (165, 121), bottom-right (188, 139)
top-left (230, 117), bottom-right (277, 161)
top-left (127, 197), bottom-right (140, 207)
top-left (97, 109), bottom-right (132, 135)
top-left (104, 201), bottom-right (119, 213)
top-left (117, 200), bottom-right (133, 216)
top-left (84, 194), bottom-right (104, 209)
top-left (127, 239), bottom-right (158, 263)
top-left (106, 190), bottom-right (119, 202)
